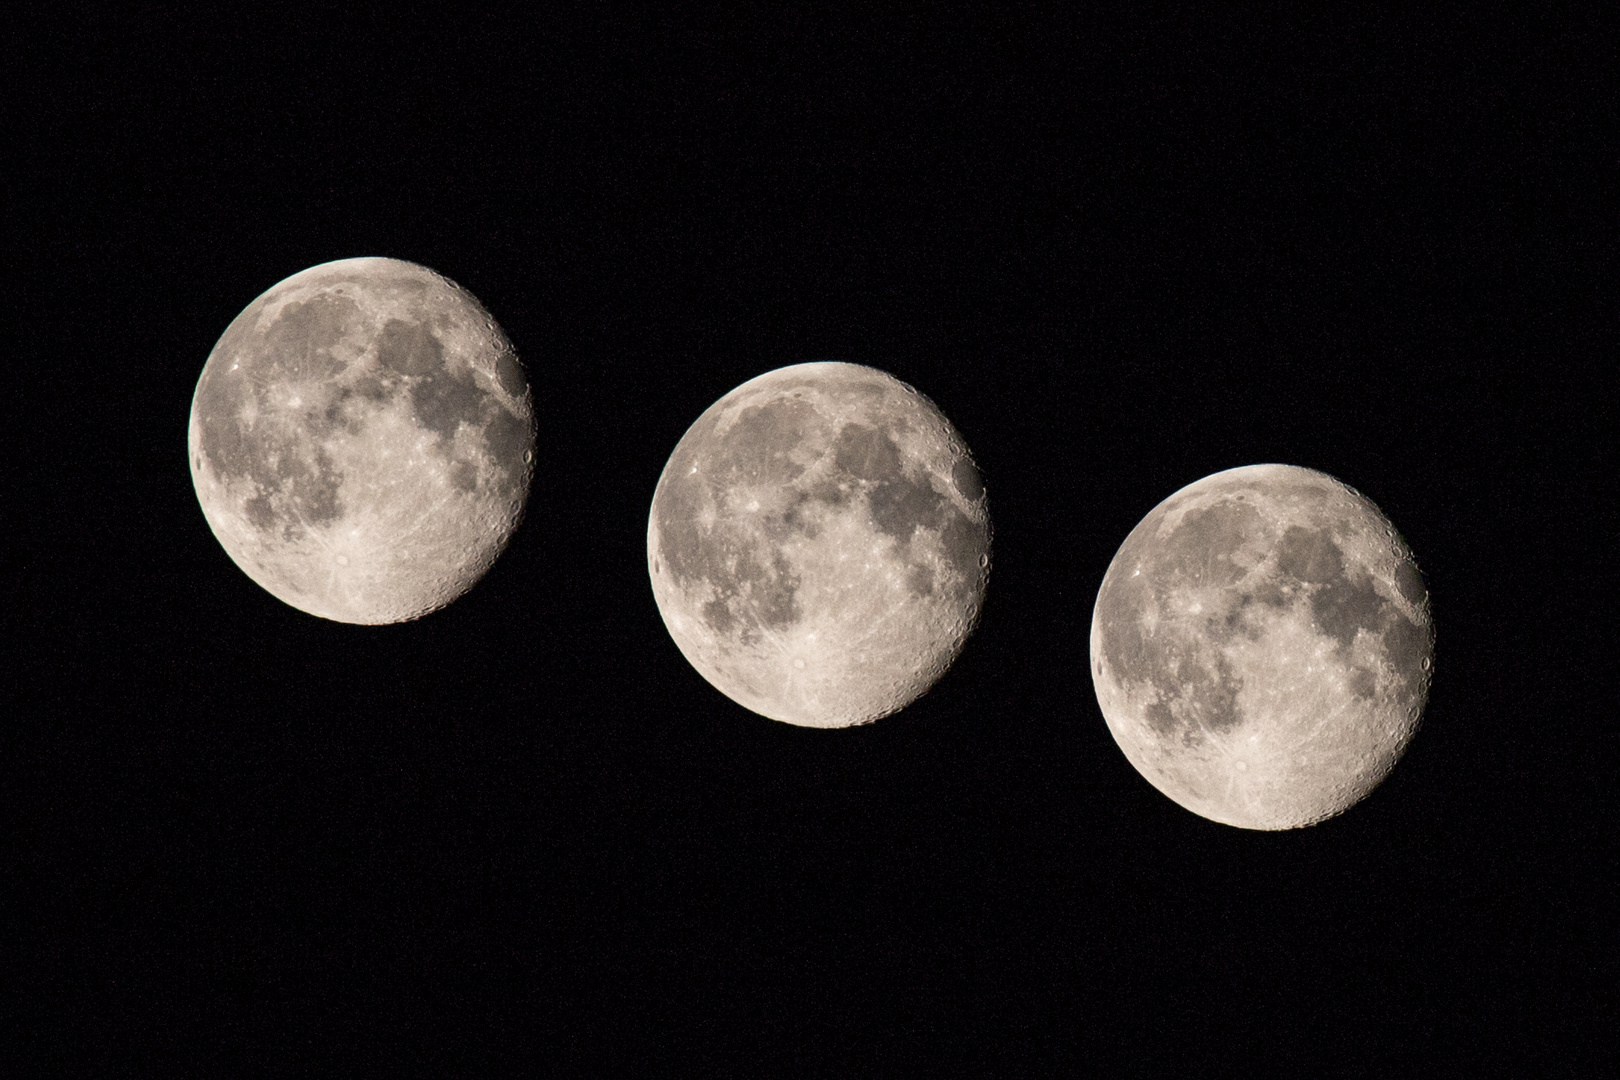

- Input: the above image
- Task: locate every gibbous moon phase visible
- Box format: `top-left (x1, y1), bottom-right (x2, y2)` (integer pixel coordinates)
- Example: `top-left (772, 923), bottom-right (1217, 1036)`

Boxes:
top-left (1090, 464), bottom-right (1434, 829)
top-left (189, 257), bottom-right (535, 624)
top-left (648, 363), bottom-right (991, 728)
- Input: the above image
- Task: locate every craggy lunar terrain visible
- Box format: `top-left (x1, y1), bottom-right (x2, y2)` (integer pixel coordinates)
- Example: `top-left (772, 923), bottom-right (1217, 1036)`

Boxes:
top-left (189, 257), bottom-right (535, 623)
top-left (648, 363), bottom-right (991, 728)
top-left (1090, 464), bottom-right (1434, 829)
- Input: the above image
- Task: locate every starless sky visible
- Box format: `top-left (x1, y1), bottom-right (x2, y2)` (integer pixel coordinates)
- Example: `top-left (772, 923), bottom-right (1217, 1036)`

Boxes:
top-left (10, 6), bottom-right (1611, 1074)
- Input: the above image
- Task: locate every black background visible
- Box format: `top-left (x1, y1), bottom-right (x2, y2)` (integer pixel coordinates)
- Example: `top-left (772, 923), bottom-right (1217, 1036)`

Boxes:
top-left (12, 5), bottom-right (1612, 1074)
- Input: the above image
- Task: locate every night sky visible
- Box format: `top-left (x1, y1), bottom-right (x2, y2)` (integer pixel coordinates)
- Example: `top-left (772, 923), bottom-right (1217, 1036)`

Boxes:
top-left (12, 7), bottom-right (1610, 1073)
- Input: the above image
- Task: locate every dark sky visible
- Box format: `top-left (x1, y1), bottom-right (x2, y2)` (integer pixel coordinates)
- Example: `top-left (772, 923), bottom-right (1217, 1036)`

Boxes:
top-left (12, 6), bottom-right (1611, 1073)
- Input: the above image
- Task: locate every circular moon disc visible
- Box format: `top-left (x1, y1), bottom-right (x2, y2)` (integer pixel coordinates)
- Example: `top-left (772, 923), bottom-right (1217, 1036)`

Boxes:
top-left (1089, 464), bottom-right (1434, 829)
top-left (189, 257), bottom-right (536, 624)
top-left (648, 362), bottom-right (992, 728)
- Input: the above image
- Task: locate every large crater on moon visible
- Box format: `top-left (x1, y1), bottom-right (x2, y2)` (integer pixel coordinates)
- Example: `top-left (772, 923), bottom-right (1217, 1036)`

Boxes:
top-left (1089, 464), bottom-right (1434, 829)
top-left (189, 257), bottom-right (535, 623)
top-left (648, 362), bottom-right (991, 728)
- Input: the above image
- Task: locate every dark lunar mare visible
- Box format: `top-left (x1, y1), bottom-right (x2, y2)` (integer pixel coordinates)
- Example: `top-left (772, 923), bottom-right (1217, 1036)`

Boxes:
top-left (1101, 492), bottom-right (1433, 740)
top-left (1156, 500), bottom-right (1266, 590)
top-left (1378, 603), bottom-right (1432, 696)
top-left (952, 457), bottom-right (984, 501)
top-left (1273, 524), bottom-right (1431, 696)
top-left (199, 292), bottom-right (532, 534)
top-left (1098, 497), bottom-right (1264, 741)
top-left (376, 317), bottom-right (444, 377)
top-left (656, 390), bottom-right (985, 642)
top-left (261, 295), bottom-right (358, 382)
top-left (656, 398), bottom-right (818, 638)
top-left (1271, 524), bottom-right (1386, 652)
top-left (1141, 646), bottom-right (1243, 739)
top-left (376, 318), bottom-right (531, 498)
top-left (1275, 525), bottom-right (1344, 584)
top-left (1393, 559), bottom-right (1426, 605)
top-left (196, 297), bottom-right (360, 535)
top-left (828, 422), bottom-right (983, 600)
top-left (722, 398), bottom-right (820, 485)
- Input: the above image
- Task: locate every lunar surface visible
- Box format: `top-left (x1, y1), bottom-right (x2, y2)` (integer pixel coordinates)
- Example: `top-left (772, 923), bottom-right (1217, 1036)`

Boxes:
top-left (648, 363), bottom-right (991, 728)
top-left (189, 257), bottom-right (535, 623)
top-left (1089, 464), bottom-right (1434, 829)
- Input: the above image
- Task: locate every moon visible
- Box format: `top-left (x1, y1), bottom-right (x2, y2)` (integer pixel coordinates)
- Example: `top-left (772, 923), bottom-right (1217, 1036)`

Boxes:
top-left (648, 363), bottom-right (992, 728)
top-left (1089, 464), bottom-right (1434, 829)
top-left (189, 257), bottom-right (535, 624)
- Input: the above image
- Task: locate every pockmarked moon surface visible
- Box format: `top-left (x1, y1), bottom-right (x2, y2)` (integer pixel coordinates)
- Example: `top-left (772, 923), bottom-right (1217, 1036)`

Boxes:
top-left (648, 363), bottom-right (992, 728)
top-left (1089, 464), bottom-right (1434, 829)
top-left (189, 257), bottom-right (535, 624)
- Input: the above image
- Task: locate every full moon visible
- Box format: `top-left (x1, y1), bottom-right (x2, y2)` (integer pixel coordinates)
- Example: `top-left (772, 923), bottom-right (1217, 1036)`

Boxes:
top-left (1089, 464), bottom-right (1434, 829)
top-left (648, 363), bottom-right (991, 728)
top-left (189, 257), bottom-right (535, 624)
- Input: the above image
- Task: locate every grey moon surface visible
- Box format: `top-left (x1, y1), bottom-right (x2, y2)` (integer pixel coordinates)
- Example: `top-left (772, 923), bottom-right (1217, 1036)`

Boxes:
top-left (188, 257), bottom-right (536, 624)
top-left (1089, 464), bottom-right (1434, 830)
top-left (647, 362), bottom-right (992, 728)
